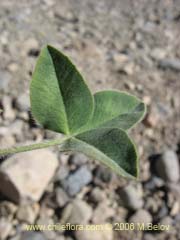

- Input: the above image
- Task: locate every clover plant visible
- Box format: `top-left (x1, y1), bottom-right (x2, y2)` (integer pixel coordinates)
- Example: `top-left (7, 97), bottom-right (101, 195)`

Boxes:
top-left (0, 45), bottom-right (146, 179)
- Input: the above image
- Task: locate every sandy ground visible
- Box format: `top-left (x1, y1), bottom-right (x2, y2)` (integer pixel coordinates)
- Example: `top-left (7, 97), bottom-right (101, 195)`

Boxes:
top-left (0, 1), bottom-right (180, 240)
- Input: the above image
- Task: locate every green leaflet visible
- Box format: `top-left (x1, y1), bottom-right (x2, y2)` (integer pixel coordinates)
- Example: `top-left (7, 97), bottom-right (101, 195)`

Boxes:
top-left (79, 90), bottom-right (146, 133)
top-left (30, 45), bottom-right (94, 135)
top-left (61, 128), bottom-right (138, 178)
top-left (29, 45), bottom-right (146, 179)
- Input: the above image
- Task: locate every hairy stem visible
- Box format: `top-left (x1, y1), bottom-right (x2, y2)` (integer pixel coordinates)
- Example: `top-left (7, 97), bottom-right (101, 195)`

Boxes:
top-left (0, 136), bottom-right (70, 156)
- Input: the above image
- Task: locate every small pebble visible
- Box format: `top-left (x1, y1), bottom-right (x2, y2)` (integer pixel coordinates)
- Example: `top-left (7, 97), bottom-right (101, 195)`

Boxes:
top-left (69, 153), bottom-right (88, 166)
top-left (170, 201), bottom-right (179, 216)
top-left (0, 134), bottom-right (16, 148)
top-left (1, 96), bottom-right (16, 122)
top-left (61, 199), bottom-right (92, 224)
top-left (0, 218), bottom-right (13, 240)
top-left (54, 165), bottom-right (69, 181)
top-left (90, 187), bottom-right (106, 203)
top-left (118, 184), bottom-right (144, 210)
top-left (16, 203), bottom-right (40, 224)
top-left (61, 166), bottom-right (92, 196)
top-left (55, 187), bottom-right (70, 207)
top-left (129, 209), bottom-right (153, 227)
top-left (92, 201), bottom-right (115, 223)
top-left (155, 150), bottom-right (180, 182)
top-left (0, 71), bottom-right (11, 91)
top-left (15, 93), bottom-right (30, 112)
top-left (95, 166), bottom-right (112, 183)
top-left (159, 58), bottom-right (180, 71)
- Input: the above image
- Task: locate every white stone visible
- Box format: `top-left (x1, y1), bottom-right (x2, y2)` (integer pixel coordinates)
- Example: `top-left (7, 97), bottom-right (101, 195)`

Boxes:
top-left (17, 203), bottom-right (40, 223)
top-left (92, 202), bottom-right (115, 223)
top-left (0, 134), bottom-right (16, 148)
top-left (150, 48), bottom-right (166, 60)
top-left (7, 62), bottom-right (19, 72)
top-left (0, 218), bottom-right (13, 240)
top-left (0, 149), bottom-right (58, 203)
top-left (61, 199), bottom-right (92, 224)
top-left (119, 184), bottom-right (144, 210)
top-left (129, 209), bottom-right (152, 227)
top-left (16, 93), bottom-right (30, 111)
top-left (2, 96), bottom-right (16, 121)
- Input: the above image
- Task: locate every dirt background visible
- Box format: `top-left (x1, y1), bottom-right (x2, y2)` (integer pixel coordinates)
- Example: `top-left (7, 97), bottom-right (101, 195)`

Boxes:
top-left (0, 0), bottom-right (180, 240)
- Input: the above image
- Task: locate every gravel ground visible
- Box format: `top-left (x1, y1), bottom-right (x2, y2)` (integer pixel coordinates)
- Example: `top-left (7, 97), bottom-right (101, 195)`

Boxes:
top-left (0, 0), bottom-right (180, 240)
